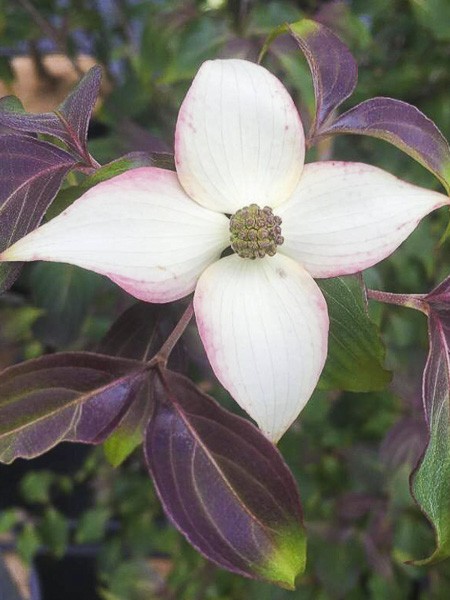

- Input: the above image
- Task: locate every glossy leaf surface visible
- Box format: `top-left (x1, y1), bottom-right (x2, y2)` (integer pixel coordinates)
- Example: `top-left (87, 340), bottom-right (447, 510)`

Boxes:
top-left (0, 66), bottom-right (102, 163)
top-left (0, 135), bottom-right (77, 292)
top-left (412, 276), bottom-right (450, 564)
top-left (145, 369), bottom-right (306, 588)
top-left (318, 276), bottom-right (391, 391)
top-left (318, 98), bottom-right (450, 193)
top-left (0, 352), bottom-right (146, 463)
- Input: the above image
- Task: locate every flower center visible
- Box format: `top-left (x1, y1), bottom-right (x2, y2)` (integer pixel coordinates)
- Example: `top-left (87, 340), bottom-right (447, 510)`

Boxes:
top-left (229, 204), bottom-right (284, 259)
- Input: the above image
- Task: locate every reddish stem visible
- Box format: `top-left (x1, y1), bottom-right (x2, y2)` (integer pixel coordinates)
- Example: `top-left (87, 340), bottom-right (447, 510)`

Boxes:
top-left (367, 289), bottom-right (429, 314)
top-left (149, 302), bottom-right (194, 367)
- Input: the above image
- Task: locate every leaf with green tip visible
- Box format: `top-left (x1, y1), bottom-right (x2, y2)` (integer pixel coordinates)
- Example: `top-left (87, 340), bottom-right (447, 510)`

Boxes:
top-left (260, 19), bottom-right (357, 136)
top-left (0, 352), bottom-right (147, 464)
top-left (316, 98), bottom-right (450, 193)
top-left (100, 301), bottom-right (187, 467)
top-left (318, 276), bottom-right (391, 391)
top-left (145, 368), bottom-right (306, 588)
top-left (411, 275), bottom-right (450, 564)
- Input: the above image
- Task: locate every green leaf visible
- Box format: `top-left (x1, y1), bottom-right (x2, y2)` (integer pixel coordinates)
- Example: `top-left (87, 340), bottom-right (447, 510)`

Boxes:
top-left (103, 413), bottom-right (145, 468)
top-left (0, 57), bottom-right (13, 85)
top-left (47, 151), bottom-right (175, 220)
top-left (0, 95), bottom-right (24, 113)
top-left (100, 301), bottom-right (186, 467)
top-left (16, 524), bottom-right (40, 565)
top-left (318, 275), bottom-right (391, 391)
top-left (0, 509), bottom-right (20, 534)
top-left (82, 152), bottom-right (175, 187)
top-left (410, 0), bottom-right (450, 42)
top-left (20, 471), bottom-right (54, 504)
top-left (30, 262), bottom-right (100, 347)
top-left (75, 507), bottom-right (111, 544)
top-left (38, 508), bottom-right (69, 558)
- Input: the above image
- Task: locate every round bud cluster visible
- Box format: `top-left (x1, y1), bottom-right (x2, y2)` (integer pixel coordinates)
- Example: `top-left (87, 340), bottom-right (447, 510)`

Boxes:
top-left (229, 204), bottom-right (284, 259)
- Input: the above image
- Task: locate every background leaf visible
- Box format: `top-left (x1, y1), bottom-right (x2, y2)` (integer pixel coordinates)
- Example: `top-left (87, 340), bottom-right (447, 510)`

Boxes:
top-left (30, 262), bottom-right (102, 349)
top-left (0, 66), bottom-right (102, 164)
top-left (29, 263), bottom-right (100, 348)
top-left (318, 276), bottom-right (391, 391)
top-left (410, 0), bottom-right (450, 42)
top-left (145, 369), bottom-right (306, 589)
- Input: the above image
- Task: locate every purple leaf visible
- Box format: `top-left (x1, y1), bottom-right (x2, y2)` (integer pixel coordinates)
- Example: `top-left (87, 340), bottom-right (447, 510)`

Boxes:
top-left (99, 301), bottom-right (187, 368)
top-left (425, 274), bottom-right (450, 312)
top-left (411, 275), bottom-right (450, 563)
top-left (261, 19), bottom-right (358, 136)
top-left (0, 352), bottom-right (147, 464)
top-left (336, 492), bottom-right (382, 521)
top-left (103, 377), bottom-right (154, 468)
top-left (317, 98), bottom-right (450, 193)
top-left (100, 301), bottom-right (187, 466)
top-left (287, 20), bottom-right (357, 134)
top-left (380, 416), bottom-right (427, 471)
top-left (145, 369), bottom-right (306, 588)
top-left (0, 135), bottom-right (78, 292)
top-left (0, 66), bottom-right (102, 164)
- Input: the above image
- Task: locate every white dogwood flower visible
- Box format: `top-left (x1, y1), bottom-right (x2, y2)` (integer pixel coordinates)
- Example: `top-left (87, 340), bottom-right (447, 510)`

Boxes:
top-left (2, 59), bottom-right (448, 441)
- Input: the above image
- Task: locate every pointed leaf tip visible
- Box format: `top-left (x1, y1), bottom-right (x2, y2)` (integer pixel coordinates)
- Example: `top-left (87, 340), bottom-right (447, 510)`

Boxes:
top-left (0, 136), bottom-right (77, 293)
top-left (317, 275), bottom-right (391, 392)
top-left (145, 369), bottom-right (306, 586)
top-left (0, 352), bottom-right (147, 463)
top-left (258, 525), bottom-right (306, 589)
top-left (0, 65), bottom-right (103, 163)
top-left (260, 19), bottom-right (357, 136)
top-left (318, 97), bottom-right (450, 193)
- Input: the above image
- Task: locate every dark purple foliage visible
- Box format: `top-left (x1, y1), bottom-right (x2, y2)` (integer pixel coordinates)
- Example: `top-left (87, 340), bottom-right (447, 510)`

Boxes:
top-left (0, 135), bottom-right (77, 292)
top-left (98, 302), bottom-right (188, 462)
top-left (317, 97), bottom-right (450, 192)
top-left (0, 66), bottom-right (102, 164)
top-left (145, 368), bottom-right (305, 585)
top-left (422, 275), bottom-right (450, 429)
top-left (288, 20), bottom-right (357, 136)
top-left (425, 275), bottom-right (450, 313)
top-left (0, 352), bottom-right (147, 463)
top-left (380, 416), bottom-right (427, 470)
top-left (99, 300), bottom-right (186, 370)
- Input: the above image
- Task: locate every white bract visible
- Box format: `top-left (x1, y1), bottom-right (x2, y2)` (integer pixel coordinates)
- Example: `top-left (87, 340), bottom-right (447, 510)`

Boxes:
top-left (2, 59), bottom-right (449, 441)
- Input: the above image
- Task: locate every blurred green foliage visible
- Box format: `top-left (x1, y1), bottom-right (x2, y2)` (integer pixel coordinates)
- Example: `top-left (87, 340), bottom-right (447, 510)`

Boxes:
top-left (0, 0), bottom-right (449, 598)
